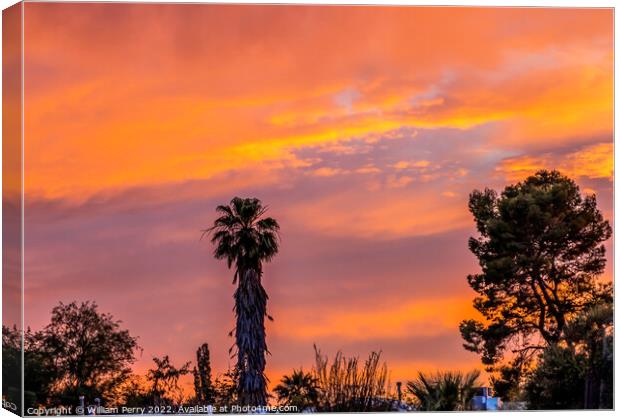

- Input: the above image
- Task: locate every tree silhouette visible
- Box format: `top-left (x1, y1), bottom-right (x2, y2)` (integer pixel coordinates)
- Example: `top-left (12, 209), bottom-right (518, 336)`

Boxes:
top-left (193, 343), bottom-right (214, 405)
top-left (524, 302), bottom-right (614, 409)
top-left (565, 303), bottom-right (613, 408)
top-left (274, 369), bottom-right (319, 411)
top-left (2, 326), bottom-right (22, 407)
top-left (39, 301), bottom-right (140, 406)
top-left (489, 359), bottom-right (526, 402)
top-left (147, 355), bottom-right (191, 406)
top-left (3, 326), bottom-right (57, 409)
top-left (460, 170), bottom-right (612, 369)
top-left (523, 344), bottom-right (585, 409)
top-left (212, 369), bottom-right (238, 409)
top-left (206, 197), bottom-right (280, 406)
top-left (108, 374), bottom-right (151, 408)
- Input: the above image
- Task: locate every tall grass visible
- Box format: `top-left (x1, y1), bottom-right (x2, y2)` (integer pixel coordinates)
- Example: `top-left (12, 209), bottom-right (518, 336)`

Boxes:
top-left (312, 345), bottom-right (393, 412)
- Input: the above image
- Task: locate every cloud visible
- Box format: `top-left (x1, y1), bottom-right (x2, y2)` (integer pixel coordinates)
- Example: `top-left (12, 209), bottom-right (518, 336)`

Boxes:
top-left (23, 4), bottom-right (612, 201)
top-left (392, 160), bottom-right (432, 170)
top-left (285, 188), bottom-right (471, 239)
top-left (497, 142), bottom-right (613, 182)
top-left (333, 88), bottom-right (362, 113)
top-left (355, 164), bottom-right (381, 174)
top-left (311, 167), bottom-right (348, 177)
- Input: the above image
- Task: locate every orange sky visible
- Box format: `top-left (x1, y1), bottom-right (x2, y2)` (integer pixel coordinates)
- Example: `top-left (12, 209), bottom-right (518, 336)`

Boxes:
top-left (20, 4), bottom-right (613, 390)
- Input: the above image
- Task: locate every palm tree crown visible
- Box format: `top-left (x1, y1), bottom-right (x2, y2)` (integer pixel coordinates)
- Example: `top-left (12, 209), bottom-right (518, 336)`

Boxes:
top-left (274, 369), bottom-right (319, 411)
top-left (407, 370), bottom-right (481, 411)
top-left (208, 197), bottom-right (280, 281)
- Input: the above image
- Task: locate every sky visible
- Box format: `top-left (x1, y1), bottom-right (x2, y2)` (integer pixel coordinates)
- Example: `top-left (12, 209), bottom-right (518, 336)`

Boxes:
top-left (21, 4), bottom-right (613, 391)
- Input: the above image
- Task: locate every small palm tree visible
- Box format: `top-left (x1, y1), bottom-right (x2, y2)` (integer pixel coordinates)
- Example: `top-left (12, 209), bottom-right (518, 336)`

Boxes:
top-left (407, 370), bottom-right (481, 411)
top-left (274, 369), bottom-right (319, 411)
top-left (206, 197), bottom-right (280, 407)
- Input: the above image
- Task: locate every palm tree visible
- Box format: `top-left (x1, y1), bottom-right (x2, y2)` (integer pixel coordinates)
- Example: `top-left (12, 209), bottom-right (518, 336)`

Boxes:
top-left (407, 370), bottom-right (481, 411)
top-left (274, 369), bottom-right (319, 411)
top-left (206, 197), bottom-right (280, 406)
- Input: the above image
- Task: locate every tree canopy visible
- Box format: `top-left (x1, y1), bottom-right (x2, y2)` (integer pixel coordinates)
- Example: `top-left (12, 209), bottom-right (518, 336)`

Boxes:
top-left (147, 355), bottom-right (191, 406)
top-left (40, 301), bottom-right (140, 406)
top-left (460, 170), bottom-right (611, 367)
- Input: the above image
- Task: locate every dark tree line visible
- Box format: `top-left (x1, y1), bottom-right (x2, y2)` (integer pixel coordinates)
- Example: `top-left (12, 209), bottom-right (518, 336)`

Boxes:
top-left (2, 301), bottom-right (221, 410)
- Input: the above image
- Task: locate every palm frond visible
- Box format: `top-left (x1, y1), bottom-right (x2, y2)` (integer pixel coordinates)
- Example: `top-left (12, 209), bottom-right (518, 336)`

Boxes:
top-left (407, 370), bottom-right (482, 411)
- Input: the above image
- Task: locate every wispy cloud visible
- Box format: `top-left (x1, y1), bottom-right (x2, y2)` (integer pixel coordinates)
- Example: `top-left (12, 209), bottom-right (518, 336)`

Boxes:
top-left (497, 142), bottom-right (613, 182)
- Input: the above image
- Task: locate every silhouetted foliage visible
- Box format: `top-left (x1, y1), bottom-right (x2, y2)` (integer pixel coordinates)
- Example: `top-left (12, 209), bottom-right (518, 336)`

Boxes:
top-left (3, 326), bottom-right (57, 408)
top-left (24, 330), bottom-right (58, 408)
top-left (2, 326), bottom-right (22, 406)
top-left (206, 197), bottom-right (280, 406)
top-left (212, 369), bottom-right (238, 409)
top-left (489, 360), bottom-right (525, 403)
top-left (193, 343), bottom-right (214, 405)
top-left (274, 369), bottom-right (319, 411)
top-left (524, 302), bottom-right (613, 409)
top-left (524, 345), bottom-right (585, 409)
top-left (407, 370), bottom-right (481, 411)
top-left (39, 301), bottom-right (140, 407)
top-left (147, 355), bottom-right (191, 406)
top-left (460, 170), bottom-right (612, 368)
top-left (566, 302), bottom-right (613, 409)
top-left (107, 374), bottom-right (151, 408)
top-left (312, 346), bottom-right (392, 412)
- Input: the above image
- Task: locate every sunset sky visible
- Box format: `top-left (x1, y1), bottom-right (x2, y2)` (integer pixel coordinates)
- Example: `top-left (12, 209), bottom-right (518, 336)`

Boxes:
top-left (22, 4), bottom-right (613, 391)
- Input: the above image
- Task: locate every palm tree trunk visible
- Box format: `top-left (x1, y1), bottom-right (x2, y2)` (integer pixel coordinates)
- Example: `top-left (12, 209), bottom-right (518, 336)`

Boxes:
top-left (234, 268), bottom-right (268, 406)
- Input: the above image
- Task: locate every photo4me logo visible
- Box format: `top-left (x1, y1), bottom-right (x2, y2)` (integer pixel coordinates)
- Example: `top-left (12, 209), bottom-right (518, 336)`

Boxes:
top-left (230, 405), bottom-right (298, 413)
